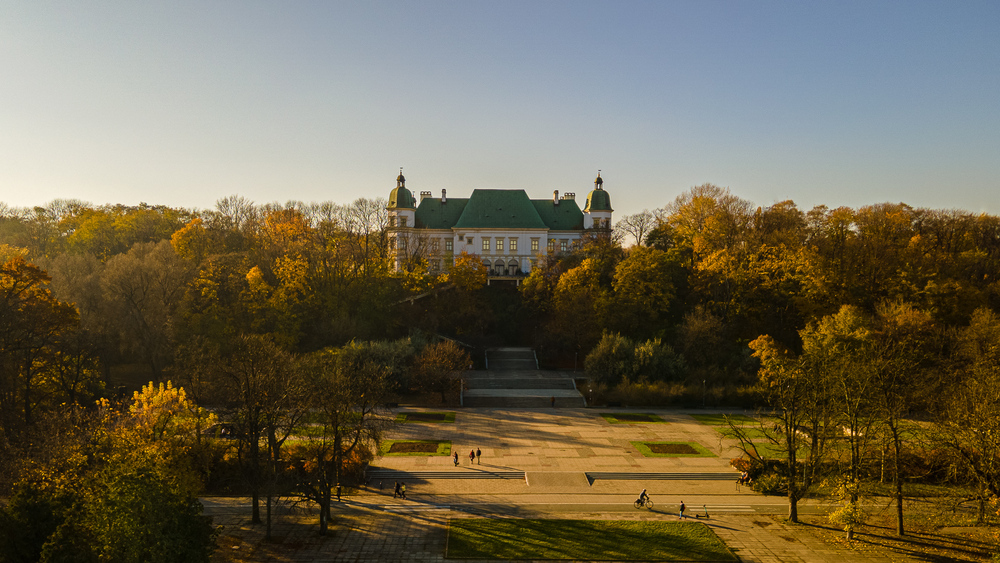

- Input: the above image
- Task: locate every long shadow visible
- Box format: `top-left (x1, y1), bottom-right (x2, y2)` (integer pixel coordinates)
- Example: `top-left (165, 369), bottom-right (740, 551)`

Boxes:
top-left (791, 519), bottom-right (995, 561)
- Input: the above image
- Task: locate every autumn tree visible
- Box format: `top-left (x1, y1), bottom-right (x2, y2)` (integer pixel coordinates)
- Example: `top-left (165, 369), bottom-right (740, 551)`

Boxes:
top-left (101, 241), bottom-right (192, 379)
top-left (295, 342), bottom-right (395, 534)
top-left (411, 340), bottom-right (471, 402)
top-left (748, 335), bottom-right (833, 522)
top-left (216, 334), bottom-right (304, 533)
top-left (0, 257), bottom-right (79, 433)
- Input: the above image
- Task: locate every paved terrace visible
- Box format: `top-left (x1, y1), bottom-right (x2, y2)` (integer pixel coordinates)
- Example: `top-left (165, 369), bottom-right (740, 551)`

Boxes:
top-left (203, 407), bottom-right (993, 562)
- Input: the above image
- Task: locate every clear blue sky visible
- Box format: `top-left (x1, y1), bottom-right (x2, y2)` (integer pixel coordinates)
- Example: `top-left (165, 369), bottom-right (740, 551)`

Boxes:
top-left (2, 1), bottom-right (998, 218)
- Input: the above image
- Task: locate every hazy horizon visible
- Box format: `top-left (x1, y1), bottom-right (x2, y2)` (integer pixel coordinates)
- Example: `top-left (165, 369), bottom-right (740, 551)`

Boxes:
top-left (3, 1), bottom-right (998, 217)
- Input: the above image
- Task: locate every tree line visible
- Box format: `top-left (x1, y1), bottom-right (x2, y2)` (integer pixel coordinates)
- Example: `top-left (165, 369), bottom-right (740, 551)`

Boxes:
top-left (3, 184), bottom-right (1000, 554)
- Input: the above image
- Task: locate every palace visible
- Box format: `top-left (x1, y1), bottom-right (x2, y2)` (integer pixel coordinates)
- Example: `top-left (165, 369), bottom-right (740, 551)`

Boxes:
top-left (387, 172), bottom-right (613, 277)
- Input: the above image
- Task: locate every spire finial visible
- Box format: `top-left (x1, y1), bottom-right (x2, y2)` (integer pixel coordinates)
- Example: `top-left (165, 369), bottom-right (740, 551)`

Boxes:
top-left (396, 167), bottom-right (405, 187)
top-left (595, 170), bottom-right (604, 188)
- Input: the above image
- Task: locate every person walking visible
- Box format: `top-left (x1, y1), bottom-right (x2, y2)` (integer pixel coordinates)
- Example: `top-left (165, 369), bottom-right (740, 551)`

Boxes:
top-left (469, 449), bottom-right (475, 464)
top-left (476, 447), bottom-right (482, 464)
top-left (453, 451), bottom-right (459, 466)
top-left (679, 501), bottom-right (686, 519)
top-left (393, 482), bottom-right (400, 498)
top-left (400, 482), bottom-right (406, 499)
top-left (336, 483), bottom-right (342, 502)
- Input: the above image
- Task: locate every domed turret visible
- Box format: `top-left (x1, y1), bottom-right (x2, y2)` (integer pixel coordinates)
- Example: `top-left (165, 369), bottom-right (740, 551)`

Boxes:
top-left (388, 169), bottom-right (416, 209)
top-left (584, 171), bottom-right (613, 213)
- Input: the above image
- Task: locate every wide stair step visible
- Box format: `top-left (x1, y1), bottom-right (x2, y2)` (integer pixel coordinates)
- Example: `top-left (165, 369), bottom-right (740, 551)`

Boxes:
top-left (368, 469), bottom-right (526, 481)
top-left (465, 378), bottom-right (576, 390)
top-left (586, 472), bottom-right (737, 482)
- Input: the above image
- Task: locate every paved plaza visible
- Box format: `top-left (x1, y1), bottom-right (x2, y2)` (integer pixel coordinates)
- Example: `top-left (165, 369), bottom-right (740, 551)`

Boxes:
top-left (205, 407), bottom-right (994, 562)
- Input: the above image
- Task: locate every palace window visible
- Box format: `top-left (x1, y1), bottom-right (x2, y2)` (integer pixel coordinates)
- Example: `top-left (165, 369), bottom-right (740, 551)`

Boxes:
top-left (400, 217), bottom-right (407, 227)
top-left (497, 238), bottom-right (504, 251)
top-left (531, 239), bottom-right (539, 252)
top-left (432, 239), bottom-right (440, 251)
top-left (560, 240), bottom-right (568, 252)
top-left (445, 240), bottom-right (453, 252)
top-left (509, 238), bottom-right (517, 252)
top-left (482, 238), bottom-right (490, 251)
top-left (547, 240), bottom-right (555, 252)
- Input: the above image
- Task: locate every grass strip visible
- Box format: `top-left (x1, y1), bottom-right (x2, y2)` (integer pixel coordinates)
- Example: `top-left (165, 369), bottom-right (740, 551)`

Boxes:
top-left (689, 413), bottom-right (756, 426)
top-left (446, 519), bottom-right (736, 561)
top-left (632, 441), bottom-right (716, 458)
top-left (395, 412), bottom-right (456, 423)
top-left (600, 412), bottom-right (667, 424)
top-left (380, 440), bottom-right (452, 456)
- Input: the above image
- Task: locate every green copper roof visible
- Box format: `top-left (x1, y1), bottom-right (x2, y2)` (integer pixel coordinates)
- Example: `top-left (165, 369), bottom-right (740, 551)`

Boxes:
top-left (453, 190), bottom-right (549, 229)
top-left (532, 199), bottom-right (584, 230)
top-left (584, 188), bottom-right (613, 212)
top-left (388, 186), bottom-right (416, 209)
top-left (415, 198), bottom-right (470, 229)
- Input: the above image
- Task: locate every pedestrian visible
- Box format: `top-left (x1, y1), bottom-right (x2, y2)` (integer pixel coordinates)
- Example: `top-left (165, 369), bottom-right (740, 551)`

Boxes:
top-left (453, 451), bottom-right (459, 466)
top-left (336, 483), bottom-right (342, 501)
top-left (476, 447), bottom-right (481, 464)
top-left (469, 449), bottom-right (475, 464)
top-left (393, 481), bottom-right (400, 498)
top-left (679, 501), bottom-right (685, 519)
top-left (379, 480), bottom-right (383, 492)
top-left (400, 482), bottom-right (406, 499)
top-left (551, 396), bottom-right (556, 408)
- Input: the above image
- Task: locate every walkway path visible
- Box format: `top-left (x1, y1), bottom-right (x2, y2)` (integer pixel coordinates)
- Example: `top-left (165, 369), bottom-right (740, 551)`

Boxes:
top-left (205, 406), bottom-right (993, 562)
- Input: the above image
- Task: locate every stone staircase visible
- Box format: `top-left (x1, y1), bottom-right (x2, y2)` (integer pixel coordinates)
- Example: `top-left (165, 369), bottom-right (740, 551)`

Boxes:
top-left (462, 348), bottom-right (585, 408)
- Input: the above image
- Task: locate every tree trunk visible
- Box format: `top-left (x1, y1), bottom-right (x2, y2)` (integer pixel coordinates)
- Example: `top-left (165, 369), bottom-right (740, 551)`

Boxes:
top-left (893, 431), bottom-right (904, 536)
top-left (266, 494), bottom-right (272, 540)
top-left (251, 490), bottom-right (261, 524)
top-left (319, 488), bottom-right (330, 536)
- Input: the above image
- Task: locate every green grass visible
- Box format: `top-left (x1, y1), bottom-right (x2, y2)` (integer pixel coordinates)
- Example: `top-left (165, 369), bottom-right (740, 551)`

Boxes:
top-left (291, 424), bottom-right (326, 438)
top-left (446, 519), bottom-right (736, 561)
top-left (395, 411), bottom-right (456, 423)
top-left (632, 441), bottom-right (716, 458)
top-left (690, 413), bottom-right (756, 426)
top-left (380, 440), bottom-right (452, 456)
top-left (600, 412), bottom-right (667, 424)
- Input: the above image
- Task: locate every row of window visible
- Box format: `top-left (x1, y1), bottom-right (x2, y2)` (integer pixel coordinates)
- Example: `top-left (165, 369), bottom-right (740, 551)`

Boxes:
top-left (395, 234), bottom-right (574, 254)
top-left (480, 238), bottom-right (521, 252)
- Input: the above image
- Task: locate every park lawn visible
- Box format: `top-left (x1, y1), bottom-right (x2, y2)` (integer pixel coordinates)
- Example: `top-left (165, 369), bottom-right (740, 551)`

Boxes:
top-left (632, 441), bottom-right (716, 458)
top-left (396, 411), bottom-right (456, 423)
top-left (600, 412), bottom-right (667, 424)
top-left (690, 413), bottom-right (756, 426)
top-left (446, 519), bottom-right (737, 561)
top-left (380, 440), bottom-right (452, 456)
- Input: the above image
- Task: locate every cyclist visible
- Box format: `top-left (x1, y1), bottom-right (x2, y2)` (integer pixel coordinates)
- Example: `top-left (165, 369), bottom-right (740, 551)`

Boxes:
top-left (638, 488), bottom-right (650, 507)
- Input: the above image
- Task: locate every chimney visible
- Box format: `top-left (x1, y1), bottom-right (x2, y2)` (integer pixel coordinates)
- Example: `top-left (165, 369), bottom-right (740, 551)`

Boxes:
top-left (553, 190), bottom-right (559, 205)
top-left (441, 189), bottom-right (447, 203)
top-left (420, 191), bottom-right (431, 201)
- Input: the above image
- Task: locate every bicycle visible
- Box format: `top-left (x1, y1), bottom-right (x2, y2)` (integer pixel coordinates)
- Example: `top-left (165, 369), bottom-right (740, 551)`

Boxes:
top-left (633, 497), bottom-right (654, 509)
